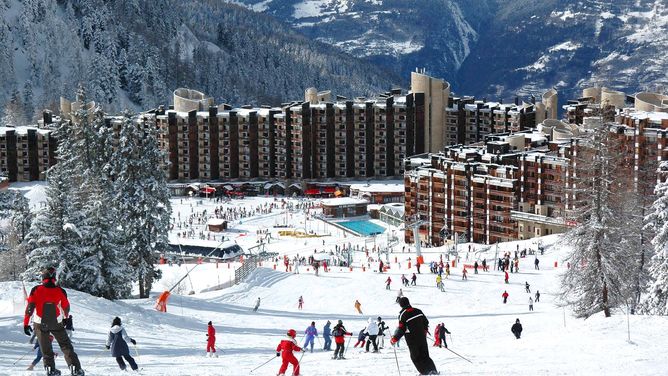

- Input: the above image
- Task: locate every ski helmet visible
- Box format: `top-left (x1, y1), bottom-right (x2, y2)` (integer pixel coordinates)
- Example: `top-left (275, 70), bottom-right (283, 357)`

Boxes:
top-left (338, 320), bottom-right (343, 325)
top-left (377, 316), bottom-right (382, 321)
top-left (41, 267), bottom-right (56, 282)
top-left (287, 329), bottom-right (297, 338)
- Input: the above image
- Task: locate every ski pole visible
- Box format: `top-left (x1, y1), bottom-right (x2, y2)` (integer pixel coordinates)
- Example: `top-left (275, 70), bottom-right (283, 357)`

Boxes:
top-left (444, 347), bottom-right (473, 363)
top-left (392, 345), bottom-right (402, 376)
top-left (249, 354), bottom-right (276, 373)
top-left (449, 333), bottom-right (454, 346)
top-left (133, 344), bottom-right (141, 362)
top-left (91, 347), bottom-right (107, 364)
top-left (12, 348), bottom-right (33, 365)
top-left (343, 333), bottom-right (353, 357)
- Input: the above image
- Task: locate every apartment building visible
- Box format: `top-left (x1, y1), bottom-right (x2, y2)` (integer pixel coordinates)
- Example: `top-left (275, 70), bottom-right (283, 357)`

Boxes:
top-left (0, 126), bottom-right (55, 182)
top-left (156, 87), bottom-right (425, 182)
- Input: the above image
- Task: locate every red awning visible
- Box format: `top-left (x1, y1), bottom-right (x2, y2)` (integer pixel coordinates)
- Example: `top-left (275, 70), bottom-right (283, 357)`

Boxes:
top-left (201, 187), bottom-right (216, 194)
top-left (305, 189), bottom-right (321, 195)
top-left (323, 187), bottom-right (336, 193)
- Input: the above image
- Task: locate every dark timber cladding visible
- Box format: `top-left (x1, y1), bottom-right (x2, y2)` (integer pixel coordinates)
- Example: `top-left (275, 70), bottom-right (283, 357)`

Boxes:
top-left (406, 95), bottom-right (414, 157)
top-left (27, 129), bottom-right (39, 180)
top-left (229, 111), bottom-right (240, 178)
top-left (188, 110), bottom-right (198, 179)
top-left (5, 129), bottom-right (17, 181)
top-left (285, 107), bottom-right (293, 179)
top-left (346, 101), bottom-right (355, 178)
top-left (268, 110), bottom-right (279, 177)
top-left (414, 93), bottom-right (425, 154)
top-left (302, 102), bottom-right (311, 179)
top-left (249, 111), bottom-right (259, 178)
top-left (325, 103), bottom-right (335, 178)
top-left (309, 105), bottom-right (318, 178)
top-left (167, 112), bottom-right (178, 180)
top-left (48, 133), bottom-right (57, 167)
top-left (365, 102), bottom-right (374, 177)
top-left (209, 107), bottom-right (220, 179)
top-left (385, 96), bottom-right (395, 176)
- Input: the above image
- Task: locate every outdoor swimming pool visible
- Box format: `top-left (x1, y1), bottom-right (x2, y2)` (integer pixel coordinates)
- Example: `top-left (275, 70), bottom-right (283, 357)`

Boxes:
top-left (338, 220), bottom-right (386, 236)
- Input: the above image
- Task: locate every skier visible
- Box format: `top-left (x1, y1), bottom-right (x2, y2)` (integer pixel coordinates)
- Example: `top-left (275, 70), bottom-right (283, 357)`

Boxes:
top-left (379, 260), bottom-right (384, 273)
top-left (26, 333), bottom-right (54, 371)
top-left (462, 268), bottom-right (468, 280)
top-left (482, 258), bottom-right (487, 271)
top-left (511, 319), bottom-right (523, 339)
top-left (331, 320), bottom-right (352, 360)
top-left (377, 317), bottom-right (388, 349)
top-left (390, 297), bottom-right (438, 375)
top-left (364, 317), bottom-right (379, 353)
top-left (206, 321), bottom-right (217, 357)
top-left (353, 329), bottom-right (366, 348)
top-left (436, 274), bottom-right (444, 292)
top-left (534, 257), bottom-right (540, 270)
top-left (385, 276), bottom-right (392, 290)
top-left (276, 329), bottom-right (302, 376)
top-left (525, 281), bottom-right (531, 293)
top-left (322, 320), bottom-right (332, 351)
top-left (502, 290), bottom-right (509, 304)
top-left (535, 290), bottom-right (541, 302)
top-left (354, 300), bottom-right (363, 314)
top-left (445, 264), bottom-right (450, 279)
top-left (529, 297), bottom-right (534, 311)
top-left (504, 270), bottom-right (509, 284)
top-left (23, 267), bottom-right (84, 376)
top-left (303, 321), bottom-right (318, 353)
top-left (293, 259), bottom-right (300, 274)
top-left (105, 317), bottom-right (139, 371)
top-left (64, 315), bottom-right (74, 340)
top-left (432, 324), bottom-right (440, 347)
top-left (438, 323), bottom-right (451, 348)
top-left (298, 296), bottom-right (304, 310)
top-left (473, 261), bottom-right (479, 274)
top-left (253, 297), bottom-right (261, 312)
top-left (396, 288), bottom-right (404, 303)
top-left (411, 273), bottom-right (417, 286)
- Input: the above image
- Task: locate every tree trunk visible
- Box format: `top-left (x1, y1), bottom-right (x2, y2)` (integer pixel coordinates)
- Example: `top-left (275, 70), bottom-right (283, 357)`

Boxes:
top-left (139, 275), bottom-right (146, 299)
top-left (603, 282), bottom-right (611, 317)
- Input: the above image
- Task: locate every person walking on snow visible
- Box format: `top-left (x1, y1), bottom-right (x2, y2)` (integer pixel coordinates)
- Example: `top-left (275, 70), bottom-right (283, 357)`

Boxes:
top-left (206, 321), bottom-right (217, 357)
top-left (364, 317), bottom-right (379, 353)
top-left (303, 322), bottom-right (318, 353)
top-left (385, 276), bottom-right (392, 290)
top-left (502, 290), bottom-right (509, 304)
top-left (353, 329), bottom-right (366, 348)
top-left (354, 300), bottom-right (363, 314)
top-left (322, 321), bottom-right (332, 351)
top-left (529, 297), bottom-right (534, 311)
top-left (390, 297), bottom-right (438, 375)
top-left (253, 297), bottom-right (261, 312)
top-left (525, 281), bottom-right (531, 293)
top-left (462, 268), bottom-right (468, 280)
top-left (276, 329), bottom-right (302, 376)
top-left (23, 267), bottom-right (84, 376)
top-left (535, 290), bottom-right (541, 302)
top-left (298, 296), bottom-right (304, 310)
top-left (331, 320), bottom-right (352, 359)
top-left (106, 317), bottom-right (139, 371)
top-left (511, 319), bottom-right (523, 339)
top-left (438, 323), bottom-right (451, 348)
top-left (396, 288), bottom-right (404, 303)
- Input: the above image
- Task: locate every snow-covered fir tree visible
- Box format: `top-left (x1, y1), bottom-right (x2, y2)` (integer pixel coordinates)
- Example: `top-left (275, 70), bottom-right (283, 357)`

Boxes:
top-left (641, 161), bottom-right (668, 315)
top-left (559, 123), bottom-right (635, 318)
top-left (0, 190), bottom-right (33, 281)
top-left (109, 112), bottom-right (171, 298)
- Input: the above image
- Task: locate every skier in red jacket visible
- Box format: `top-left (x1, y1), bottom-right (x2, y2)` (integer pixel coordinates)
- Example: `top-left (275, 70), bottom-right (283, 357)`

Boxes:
top-left (24, 267), bottom-right (84, 376)
top-left (276, 329), bottom-right (302, 376)
top-left (206, 321), bottom-right (217, 357)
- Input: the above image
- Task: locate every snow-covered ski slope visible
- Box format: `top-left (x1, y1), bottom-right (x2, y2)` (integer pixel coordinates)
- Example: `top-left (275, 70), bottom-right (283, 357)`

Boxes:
top-left (1, 235), bottom-right (667, 375)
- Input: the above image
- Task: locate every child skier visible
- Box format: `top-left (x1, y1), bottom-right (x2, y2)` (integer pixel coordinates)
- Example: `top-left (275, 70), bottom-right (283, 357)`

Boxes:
top-left (105, 317), bottom-right (139, 372)
top-left (26, 333), bottom-right (55, 371)
top-left (303, 322), bottom-right (318, 353)
top-left (385, 276), bottom-right (392, 290)
top-left (276, 329), bottom-right (302, 376)
top-left (206, 321), bottom-right (217, 357)
top-left (331, 320), bottom-right (352, 360)
top-left (353, 329), bottom-right (366, 348)
top-left (298, 296), bottom-right (304, 310)
top-left (502, 290), bottom-right (509, 304)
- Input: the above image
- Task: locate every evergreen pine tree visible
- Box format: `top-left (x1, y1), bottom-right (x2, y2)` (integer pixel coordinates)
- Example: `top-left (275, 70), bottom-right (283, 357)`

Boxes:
top-left (641, 161), bottom-right (668, 315)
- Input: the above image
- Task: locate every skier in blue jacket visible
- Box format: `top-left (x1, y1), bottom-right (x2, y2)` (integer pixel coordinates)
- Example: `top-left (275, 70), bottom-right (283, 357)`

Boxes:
top-left (105, 317), bottom-right (138, 371)
top-left (303, 321), bottom-right (318, 353)
top-left (322, 320), bottom-right (332, 351)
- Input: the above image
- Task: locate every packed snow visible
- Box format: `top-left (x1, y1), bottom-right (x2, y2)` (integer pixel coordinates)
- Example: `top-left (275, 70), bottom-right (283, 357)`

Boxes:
top-left (2, 195), bottom-right (668, 375)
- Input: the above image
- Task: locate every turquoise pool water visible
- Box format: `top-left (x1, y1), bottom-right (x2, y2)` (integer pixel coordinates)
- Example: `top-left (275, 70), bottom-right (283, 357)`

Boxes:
top-left (339, 220), bottom-right (386, 236)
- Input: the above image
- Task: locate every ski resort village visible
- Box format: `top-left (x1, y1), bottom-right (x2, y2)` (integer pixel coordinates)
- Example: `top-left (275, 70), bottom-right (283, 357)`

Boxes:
top-left (1, 1), bottom-right (668, 374)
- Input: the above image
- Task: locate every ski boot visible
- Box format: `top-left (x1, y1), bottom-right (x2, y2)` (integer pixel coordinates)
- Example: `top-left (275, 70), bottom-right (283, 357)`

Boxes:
top-left (69, 365), bottom-right (85, 376)
top-left (45, 366), bottom-right (61, 376)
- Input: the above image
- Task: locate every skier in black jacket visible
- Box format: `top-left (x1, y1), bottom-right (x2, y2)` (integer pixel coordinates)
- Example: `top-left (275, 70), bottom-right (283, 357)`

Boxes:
top-left (511, 318), bottom-right (523, 339)
top-left (390, 297), bottom-right (438, 375)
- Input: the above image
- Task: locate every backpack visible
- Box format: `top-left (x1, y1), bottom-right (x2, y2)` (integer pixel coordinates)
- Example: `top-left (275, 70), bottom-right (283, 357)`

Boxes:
top-left (331, 326), bottom-right (343, 337)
